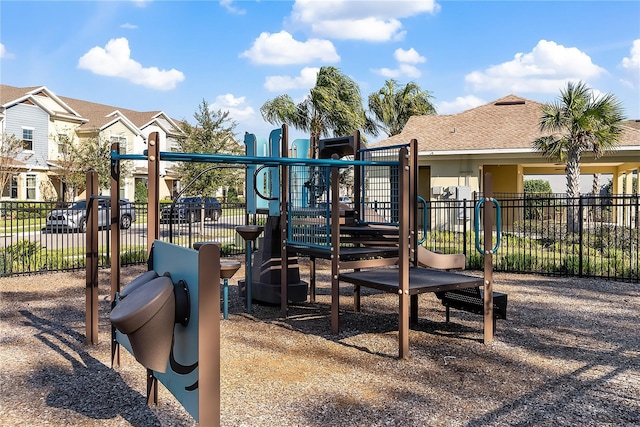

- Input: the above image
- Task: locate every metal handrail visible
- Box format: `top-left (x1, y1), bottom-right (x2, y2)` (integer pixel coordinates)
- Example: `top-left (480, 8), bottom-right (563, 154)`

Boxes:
top-left (474, 197), bottom-right (501, 254)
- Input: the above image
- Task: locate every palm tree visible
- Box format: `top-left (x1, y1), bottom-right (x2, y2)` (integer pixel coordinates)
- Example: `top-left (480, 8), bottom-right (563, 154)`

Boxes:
top-left (532, 80), bottom-right (625, 231)
top-left (260, 66), bottom-right (377, 142)
top-left (368, 79), bottom-right (436, 137)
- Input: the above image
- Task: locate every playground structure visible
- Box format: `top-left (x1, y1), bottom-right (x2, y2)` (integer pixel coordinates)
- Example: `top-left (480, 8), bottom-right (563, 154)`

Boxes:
top-left (84, 125), bottom-right (502, 425)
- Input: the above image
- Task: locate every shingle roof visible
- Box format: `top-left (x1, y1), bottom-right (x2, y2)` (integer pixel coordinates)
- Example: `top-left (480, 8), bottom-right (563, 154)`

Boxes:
top-left (377, 94), bottom-right (639, 152)
top-left (0, 85), bottom-right (42, 104)
top-left (1, 84), bottom-right (181, 133)
top-left (58, 95), bottom-right (164, 130)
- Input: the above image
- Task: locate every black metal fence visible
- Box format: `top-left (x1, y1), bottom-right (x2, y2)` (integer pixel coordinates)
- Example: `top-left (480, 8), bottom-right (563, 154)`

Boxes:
top-left (0, 200), bottom-right (252, 277)
top-left (2, 194), bottom-right (639, 282)
top-left (423, 193), bottom-right (639, 282)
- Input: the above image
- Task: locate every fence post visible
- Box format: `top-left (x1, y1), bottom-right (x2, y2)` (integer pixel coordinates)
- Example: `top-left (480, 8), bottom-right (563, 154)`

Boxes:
top-left (578, 196), bottom-right (584, 277)
top-left (463, 199), bottom-right (467, 257)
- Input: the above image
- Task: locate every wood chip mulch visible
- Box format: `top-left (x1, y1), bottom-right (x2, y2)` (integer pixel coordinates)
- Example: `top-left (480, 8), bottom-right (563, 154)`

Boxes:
top-left (1, 259), bottom-right (639, 426)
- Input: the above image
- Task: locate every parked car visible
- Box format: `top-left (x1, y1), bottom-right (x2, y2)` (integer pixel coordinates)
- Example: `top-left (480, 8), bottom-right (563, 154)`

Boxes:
top-left (45, 198), bottom-right (136, 232)
top-left (338, 196), bottom-right (353, 206)
top-left (160, 196), bottom-right (222, 223)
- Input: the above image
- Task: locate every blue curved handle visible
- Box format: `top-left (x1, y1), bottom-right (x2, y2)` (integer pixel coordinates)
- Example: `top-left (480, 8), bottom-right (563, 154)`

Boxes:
top-left (474, 197), bottom-right (501, 254)
top-left (417, 196), bottom-right (427, 245)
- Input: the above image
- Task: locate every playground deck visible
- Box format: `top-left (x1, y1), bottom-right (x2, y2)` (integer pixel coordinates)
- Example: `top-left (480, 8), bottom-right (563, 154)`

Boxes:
top-left (339, 266), bottom-right (485, 326)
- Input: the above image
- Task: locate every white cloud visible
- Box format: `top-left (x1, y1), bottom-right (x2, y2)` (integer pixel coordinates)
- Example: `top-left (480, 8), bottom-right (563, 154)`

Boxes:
top-left (437, 95), bottom-right (486, 115)
top-left (312, 18), bottom-right (405, 42)
top-left (621, 39), bottom-right (640, 70)
top-left (240, 31), bottom-right (339, 65)
top-left (619, 38), bottom-right (640, 87)
top-left (394, 48), bottom-right (425, 64)
top-left (211, 94), bottom-right (255, 122)
top-left (264, 67), bottom-right (319, 92)
top-left (220, 0), bottom-right (246, 15)
top-left (120, 23), bottom-right (138, 30)
top-left (372, 48), bottom-right (425, 78)
top-left (465, 40), bottom-right (606, 93)
top-left (374, 63), bottom-right (421, 79)
top-left (290, 0), bottom-right (439, 42)
top-left (78, 38), bottom-right (185, 90)
top-left (0, 43), bottom-right (14, 59)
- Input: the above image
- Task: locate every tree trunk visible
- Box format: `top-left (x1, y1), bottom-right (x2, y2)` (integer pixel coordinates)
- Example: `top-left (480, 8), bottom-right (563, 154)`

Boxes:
top-left (592, 173), bottom-right (600, 195)
top-left (566, 149), bottom-right (581, 233)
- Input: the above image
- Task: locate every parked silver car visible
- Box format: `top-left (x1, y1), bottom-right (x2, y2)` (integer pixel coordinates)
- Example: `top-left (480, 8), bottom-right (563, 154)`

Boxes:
top-left (45, 198), bottom-right (136, 232)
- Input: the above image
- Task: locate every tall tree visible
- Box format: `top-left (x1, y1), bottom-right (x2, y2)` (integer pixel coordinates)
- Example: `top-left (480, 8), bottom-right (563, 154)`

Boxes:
top-left (532, 81), bottom-right (625, 231)
top-left (260, 66), bottom-right (378, 142)
top-left (69, 133), bottom-right (133, 194)
top-left (175, 100), bottom-right (243, 197)
top-left (368, 79), bottom-right (436, 137)
top-left (0, 133), bottom-right (32, 197)
top-left (49, 133), bottom-right (78, 201)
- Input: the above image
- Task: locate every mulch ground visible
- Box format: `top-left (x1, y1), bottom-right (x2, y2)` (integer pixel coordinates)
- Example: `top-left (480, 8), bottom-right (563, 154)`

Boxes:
top-left (1, 260), bottom-right (639, 426)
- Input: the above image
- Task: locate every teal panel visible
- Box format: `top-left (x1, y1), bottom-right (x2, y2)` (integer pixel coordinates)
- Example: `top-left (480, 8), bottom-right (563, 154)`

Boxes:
top-left (152, 240), bottom-right (201, 421)
top-left (114, 240), bottom-right (203, 421)
top-left (256, 136), bottom-right (269, 210)
top-left (268, 128), bottom-right (281, 216)
top-left (244, 133), bottom-right (257, 214)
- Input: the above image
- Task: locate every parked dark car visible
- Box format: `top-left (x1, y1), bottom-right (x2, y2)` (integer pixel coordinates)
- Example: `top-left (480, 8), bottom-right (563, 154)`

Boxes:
top-left (160, 196), bottom-right (222, 223)
top-left (45, 198), bottom-right (136, 232)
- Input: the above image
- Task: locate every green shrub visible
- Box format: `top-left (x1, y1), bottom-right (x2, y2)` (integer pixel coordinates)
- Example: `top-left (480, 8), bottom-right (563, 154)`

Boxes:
top-left (135, 182), bottom-right (148, 203)
top-left (499, 253), bottom-right (534, 271)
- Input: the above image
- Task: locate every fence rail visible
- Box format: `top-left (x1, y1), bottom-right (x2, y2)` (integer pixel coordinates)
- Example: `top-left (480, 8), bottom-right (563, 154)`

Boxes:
top-left (1, 194), bottom-right (638, 282)
top-left (422, 193), bottom-right (639, 282)
top-left (0, 200), bottom-right (252, 276)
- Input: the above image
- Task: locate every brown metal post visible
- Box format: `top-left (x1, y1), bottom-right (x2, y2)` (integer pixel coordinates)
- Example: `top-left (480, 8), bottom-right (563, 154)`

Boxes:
top-left (147, 132), bottom-right (160, 258)
top-left (330, 158), bottom-right (340, 335)
top-left (280, 125), bottom-right (289, 317)
top-left (146, 369), bottom-right (158, 405)
top-left (352, 130), bottom-right (362, 222)
top-left (85, 171), bottom-right (99, 345)
top-left (410, 138), bottom-right (418, 267)
top-left (110, 143), bottom-right (121, 364)
top-left (309, 256), bottom-right (316, 303)
top-left (399, 147), bottom-right (410, 358)
top-left (483, 173), bottom-right (495, 343)
top-left (198, 243), bottom-right (221, 426)
top-left (352, 131), bottom-right (362, 312)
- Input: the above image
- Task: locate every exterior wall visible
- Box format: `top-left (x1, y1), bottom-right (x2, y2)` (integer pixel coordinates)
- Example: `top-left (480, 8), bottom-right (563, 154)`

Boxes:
top-left (427, 158), bottom-right (482, 197)
top-left (48, 119), bottom-right (80, 162)
top-left (483, 164), bottom-right (520, 194)
top-left (32, 91), bottom-right (69, 114)
top-left (102, 121), bottom-right (139, 200)
top-left (4, 103), bottom-right (49, 167)
top-left (102, 121), bottom-right (136, 152)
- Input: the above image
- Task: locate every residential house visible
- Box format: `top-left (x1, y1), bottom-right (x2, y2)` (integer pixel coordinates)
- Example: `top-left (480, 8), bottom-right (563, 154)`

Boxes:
top-left (376, 94), bottom-right (640, 229)
top-left (0, 84), bottom-right (184, 202)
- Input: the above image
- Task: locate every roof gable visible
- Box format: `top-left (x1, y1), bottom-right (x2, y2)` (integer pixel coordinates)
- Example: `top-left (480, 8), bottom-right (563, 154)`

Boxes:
top-left (1, 85), bottom-right (86, 122)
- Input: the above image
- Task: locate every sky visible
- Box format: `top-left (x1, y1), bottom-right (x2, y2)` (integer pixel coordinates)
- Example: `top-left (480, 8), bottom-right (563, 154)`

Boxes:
top-left (1, 0), bottom-right (639, 155)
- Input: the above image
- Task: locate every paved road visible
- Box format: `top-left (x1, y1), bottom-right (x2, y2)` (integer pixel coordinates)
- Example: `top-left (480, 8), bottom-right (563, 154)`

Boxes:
top-left (1, 216), bottom-right (243, 250)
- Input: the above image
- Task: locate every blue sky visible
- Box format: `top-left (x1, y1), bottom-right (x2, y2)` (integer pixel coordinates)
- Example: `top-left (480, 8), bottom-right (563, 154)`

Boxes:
top-left (1, 0), bottom-right (639, 146)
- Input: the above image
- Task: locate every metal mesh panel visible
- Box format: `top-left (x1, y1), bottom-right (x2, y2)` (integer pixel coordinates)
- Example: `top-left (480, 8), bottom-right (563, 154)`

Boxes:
top-left (287, 165), bottom-right (332, 248)
top-left (358, 144), bottom-right (408, 225)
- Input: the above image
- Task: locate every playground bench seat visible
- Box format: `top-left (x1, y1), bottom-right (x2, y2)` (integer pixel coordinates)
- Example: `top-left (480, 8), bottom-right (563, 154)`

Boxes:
top-left (435, 287), bottom-right (507, 331)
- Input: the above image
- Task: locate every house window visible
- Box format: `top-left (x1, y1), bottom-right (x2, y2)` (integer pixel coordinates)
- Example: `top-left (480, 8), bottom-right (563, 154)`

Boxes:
top-left (26, 174), bottom-right (36, 200)
top-left (110, 136), bottom-right (127, 154)
top-left (57, 134), bottom-right (69, 155)
top-left (10, 176), bottom-right (18, 199)
top-left (22, 128), bottom-right (34, 151)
